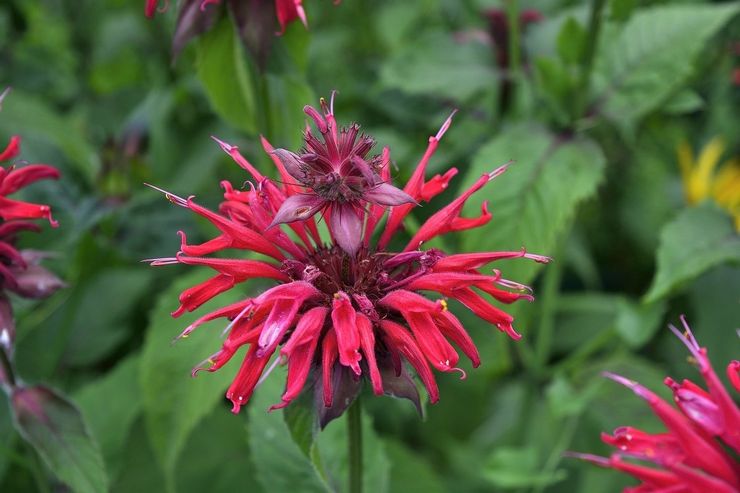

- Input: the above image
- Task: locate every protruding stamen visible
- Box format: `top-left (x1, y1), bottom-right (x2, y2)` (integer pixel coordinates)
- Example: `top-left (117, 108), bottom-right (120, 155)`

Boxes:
top-left (221, 302), bottom-right (254, 338)
top-left (523, 251), bottom-right (552, 263)
top-left (210, 135), bottom-right (235, 153)
top-left (0, 87), bottom-right (10, 109)
top-left (257, 355), bottom-right (281, 386)
top-left (668, 317), bottom-right (703, 364)
top-left (603, 371), bottom-right (653, 401)
top-left (144, 183), bottom-right (189, 207)
top-left (495, 277), bottom-right (533, 294)
top-left (488, 160), bottom-right (514, 181)
top-left (562, 452), bottom-right (611, 467)
top-left (434, 109), bottom-right (458, 141)
top-left (143, 257), bottom-right (179, 266)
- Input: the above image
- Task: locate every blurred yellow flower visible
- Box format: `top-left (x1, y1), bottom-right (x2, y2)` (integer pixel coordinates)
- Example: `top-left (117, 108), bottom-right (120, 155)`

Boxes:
top-left (677, 137), bottom-right (740, 230)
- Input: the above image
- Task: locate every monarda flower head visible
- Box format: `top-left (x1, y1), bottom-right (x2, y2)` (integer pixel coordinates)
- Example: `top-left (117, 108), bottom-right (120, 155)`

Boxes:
top-left (569, 317), bottom-right (740, 493)
top-left (0, 89), bottom-right (63, 356)
top-left (148, 95), bottom-right (549, 426)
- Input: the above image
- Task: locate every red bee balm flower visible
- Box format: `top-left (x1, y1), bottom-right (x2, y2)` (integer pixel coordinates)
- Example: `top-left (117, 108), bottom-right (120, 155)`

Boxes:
top-left (148, 96), bottom-right (549, 425)
top-left (570, 317), bottom-right (740, 493)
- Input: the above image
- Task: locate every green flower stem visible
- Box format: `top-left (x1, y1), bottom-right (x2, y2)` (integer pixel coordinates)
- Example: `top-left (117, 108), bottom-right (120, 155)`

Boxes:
top-left (505, 0), bottom-right (522, 79)
top-left (576, 0), bottom-right (608, 118)
top-left (348, 397), bottom-right (363, 493)
top-left (535, 242), bottom-right (565, 367)
top-left (0, 346), bottom-right (16, 389)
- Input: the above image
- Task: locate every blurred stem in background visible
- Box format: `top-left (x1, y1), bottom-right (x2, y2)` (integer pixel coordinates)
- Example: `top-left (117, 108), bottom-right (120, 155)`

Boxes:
top-left (575, 0), bottom-right (607, 121)
top-left (0, 347), bottom-right (15, 388)
top-left (504, 0), bottom-right (521, 119)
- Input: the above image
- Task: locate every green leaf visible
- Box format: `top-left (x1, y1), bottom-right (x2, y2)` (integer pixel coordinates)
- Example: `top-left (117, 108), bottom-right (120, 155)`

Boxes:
top-left (609, 0), bottom-right (637, 22)
top-left (139, 270), bottom-right (244, 488)
top-left (593, 3), bottom-right (740, 127)
top-left (379, 31), bottom-right (496, 102)
top-left (614, 299), bottom-right (666, 348)
top-left (265, 73), bottom-right (316, 149)
top-left (556, 17), bottom-right (586, 65)
top-left (644, 204), bottom-right (740, 303)
top-left (662, 89), bottom-right (704, 115)
top-left (74, 354), bottom-right (141, 478)
top-left (0, 90), bottom-right (99, 179)
top-left (110, 418), bottom-right (166, 493)
top-left (248, 369), bottom-right (329, 493)
top-left (283, 397), bottom-right (317, 458)
top-left (533, 57), bottom-right (576, 125)
top-left (385, 440), bottom-right (445, 493)
top-left (175, 406), bottom-right (263, 493)
top-left (482, 446), bottom-right (566, 488)
top-left (196, 18), bottom-right (258, 134)
top-left (62, 269), bottom-right (153, 367)
top-left (461, 125), bottom-right (606, 284)
top-left (11, 385), bottom-right (108, 493)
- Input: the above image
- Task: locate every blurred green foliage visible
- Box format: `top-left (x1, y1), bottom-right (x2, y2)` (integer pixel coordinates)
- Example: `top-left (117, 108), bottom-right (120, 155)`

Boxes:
top-left (0, 0), bottom-right (738, 492)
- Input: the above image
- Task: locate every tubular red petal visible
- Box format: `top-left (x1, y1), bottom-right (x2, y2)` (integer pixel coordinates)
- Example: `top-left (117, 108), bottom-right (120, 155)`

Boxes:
top-left (669, 462), bottom-right (738, 493)
top-left (404, 311), bottom-right (460, 373)
top-left (433, 250), bottom-right (551, 271)
top-left (419, 168), bottom-right (458, 202)
top-left (379, 289), bottom-right (444, 314)
top-left (226, 344), bottom-right (274, 414)
top-left (665, 377), bottom-right (724, 437)
top-left (257, 298), bottom-right (303, 356)
top-left (186, 198), bottom-right (285, 260)
top-left (404, 173), bottom-right (496, 252)
top-left (379, 111), bottom-right (455, 248)
top-left (271, 336), bottom-right (320, 410)
top-left (0, 136), bottom-right (20, 161)
top-left (357, 313), bottom-right (383, 395)
top-left (450, 287), bottom-right (521, 339)
top-left (173, 274), bottom-right (235, 317)
top-left (281, 306), bottom-right (328, 355)
top-left (432, 310), bottom-right (481, 367)
top-left (0, 197), bottom-right (57, 227)
top-left (175, 255), bottom-right (288, 282)
top-left (0, 164), bottom-right (60, 196)
top-left (380, 319), bottom-right (439, 403)
top-left (321, 329), bottom-right (338, 406)
top-left (331, 291), bottom-right (362, 374)
top-left (211, 136), bottom-right (264, 182)
top-left (728, 361), bottom-right (740, 393)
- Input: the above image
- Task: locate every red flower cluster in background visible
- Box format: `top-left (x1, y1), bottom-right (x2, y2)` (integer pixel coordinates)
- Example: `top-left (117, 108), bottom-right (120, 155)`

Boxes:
top-left (570, 317), bottom-right (740, 493)
top-left (149, 95), bottom-right (548, 425)
top-left (0, 88), bottom-right (63, 372)
top-left (146, 0), bottom-right (314, 33)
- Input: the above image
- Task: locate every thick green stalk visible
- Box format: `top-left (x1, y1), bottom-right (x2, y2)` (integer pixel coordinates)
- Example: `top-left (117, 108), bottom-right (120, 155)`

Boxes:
top-left (348, 397), bottom-right (363, 493)
top-left (576, 0), bottom-right (608, 118)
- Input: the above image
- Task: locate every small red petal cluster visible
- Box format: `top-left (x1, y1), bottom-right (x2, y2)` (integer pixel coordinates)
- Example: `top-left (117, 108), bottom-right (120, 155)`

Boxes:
top-left (145, 0), bottom-right (324, 34)
top-left (149, 96), bottom-right (548, 424)
top-left (571, 317), bottom-right (740, 493)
